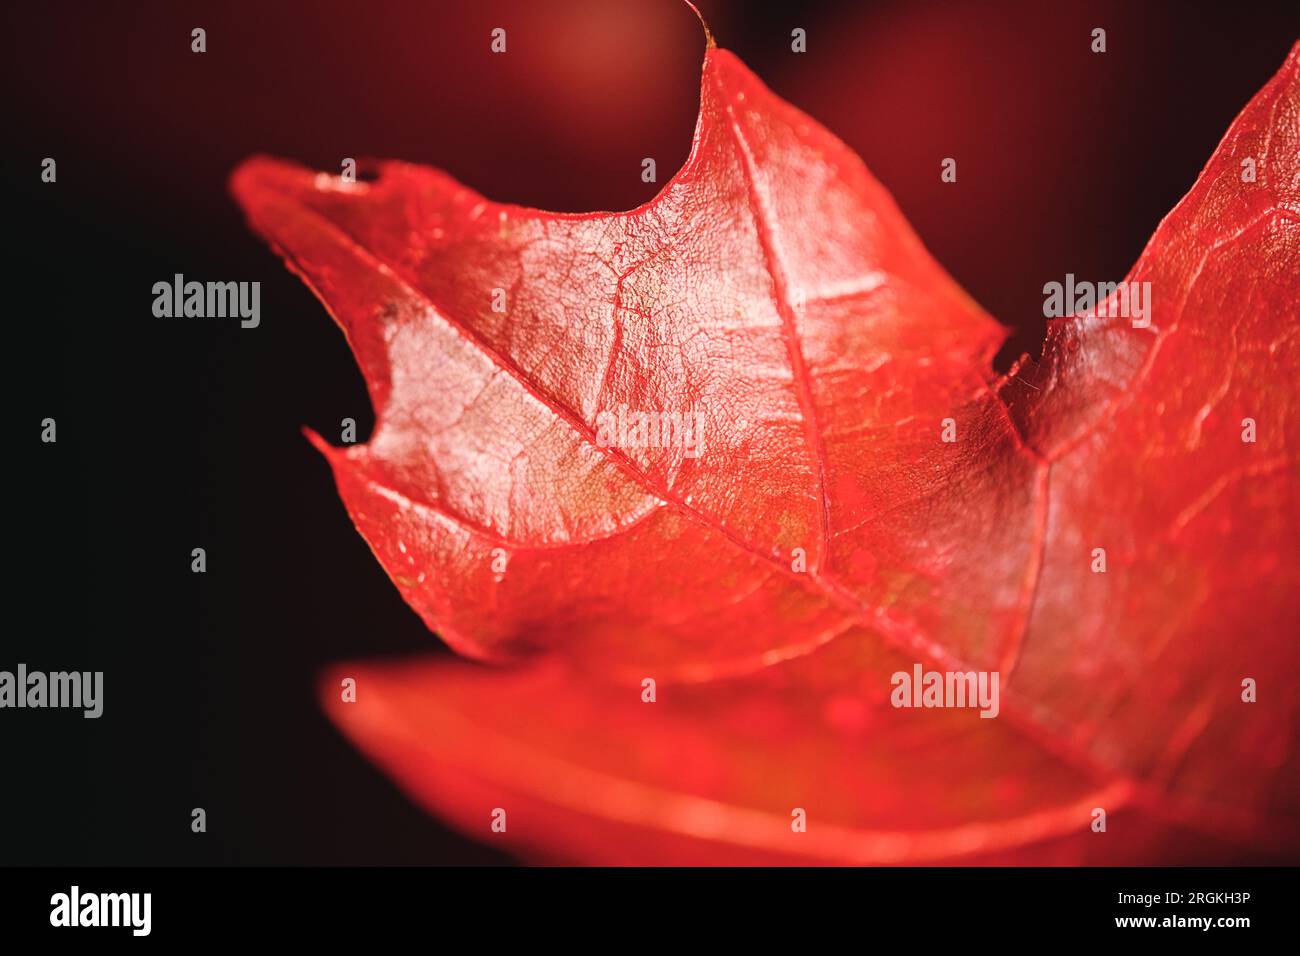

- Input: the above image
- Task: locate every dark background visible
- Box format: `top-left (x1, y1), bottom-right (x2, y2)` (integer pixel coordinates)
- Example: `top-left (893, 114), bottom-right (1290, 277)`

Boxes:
top-left (5, 0), bottom-right (1298, 865)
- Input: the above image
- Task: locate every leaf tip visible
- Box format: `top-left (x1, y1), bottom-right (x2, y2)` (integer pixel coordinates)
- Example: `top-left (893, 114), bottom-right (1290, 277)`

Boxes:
top-left (684, 1), bottom-right (715, 51)
top-left (303, 425), bottom-right (342, 460)
top-left (228, 154), bottom-right (284, 205)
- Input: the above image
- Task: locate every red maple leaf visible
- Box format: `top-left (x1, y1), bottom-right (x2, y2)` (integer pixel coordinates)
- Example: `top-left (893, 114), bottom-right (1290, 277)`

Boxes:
top-left (230, 29), bottom-right (1300, 863)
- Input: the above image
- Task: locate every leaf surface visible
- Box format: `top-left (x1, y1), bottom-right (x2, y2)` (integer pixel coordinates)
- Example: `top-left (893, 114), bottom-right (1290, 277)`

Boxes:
top-left (232, 39), bottom-right (1300, 863)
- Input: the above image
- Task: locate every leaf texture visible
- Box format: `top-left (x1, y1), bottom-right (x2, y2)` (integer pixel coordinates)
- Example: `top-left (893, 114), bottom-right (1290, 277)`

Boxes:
top-left (232, 39), bottom-right (1300, 863)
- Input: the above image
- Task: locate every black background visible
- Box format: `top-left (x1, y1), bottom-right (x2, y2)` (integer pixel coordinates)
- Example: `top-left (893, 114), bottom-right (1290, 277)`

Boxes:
top-left (5, 0), bottom-right (1299, 866)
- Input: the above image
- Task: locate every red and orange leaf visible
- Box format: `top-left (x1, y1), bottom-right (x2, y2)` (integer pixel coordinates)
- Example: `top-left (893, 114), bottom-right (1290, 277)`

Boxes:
top-left (231, 34), bottom-right (1300, 863)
